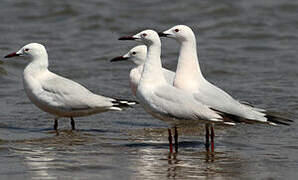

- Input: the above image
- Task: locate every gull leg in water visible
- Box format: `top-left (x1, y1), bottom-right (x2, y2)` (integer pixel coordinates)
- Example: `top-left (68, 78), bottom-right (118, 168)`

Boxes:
top-left (174, 126), bottom-right (178, 153)
top-left (211, 124), bottom-right (215, 152)
top-left (205, 124), bottom-right (210, 151)
top-left (71, 117), bottom-right (75, 130)
top-left (54, 118), bottom-right (59, 135)
top-left (54, 118), bottom-right (58, 131)
top-left (168, 128), bottom-right (173, 153)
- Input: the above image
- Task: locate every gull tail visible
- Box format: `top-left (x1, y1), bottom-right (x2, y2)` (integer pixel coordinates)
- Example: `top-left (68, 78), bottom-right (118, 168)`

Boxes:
top-left (114, 98), bottom-right (139, 106)
top-left (110, 98), bottom-right (138, 110)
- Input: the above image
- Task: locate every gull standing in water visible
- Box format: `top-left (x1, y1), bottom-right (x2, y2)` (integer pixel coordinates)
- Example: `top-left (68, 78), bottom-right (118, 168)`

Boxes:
top-left (159, 25), bottom-right (293, 151)
top-left (4, 43), bottom-right (136, 132)
top-left (110, 45), bottom-right (175, 96)
top-left (118, 30), bottom-right (237, 153)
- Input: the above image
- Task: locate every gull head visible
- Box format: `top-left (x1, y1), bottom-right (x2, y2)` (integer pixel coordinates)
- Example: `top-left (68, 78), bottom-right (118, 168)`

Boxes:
top-left (110, 45), bottom-right (147, 66)
top-left (4, 43), bottom-right (47, 60)
top-left (119, 29), bottom-right (161, 46)
top-left (158, 25), bottom-right (195, 42)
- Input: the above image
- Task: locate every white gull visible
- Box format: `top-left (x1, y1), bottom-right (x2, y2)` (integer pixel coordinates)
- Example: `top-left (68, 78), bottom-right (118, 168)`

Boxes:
top-left (159, 25), bottom-right (292, 150)
top-left (110, 45), bottom-right (175, 96)
top-left (118, 30), bottom-right (235, 153)
top-left (4, 43), bottom-right (136, 132)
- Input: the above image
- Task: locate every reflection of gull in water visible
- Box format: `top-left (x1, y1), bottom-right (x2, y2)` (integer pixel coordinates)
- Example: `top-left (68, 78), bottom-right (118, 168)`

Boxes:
top-left (127, 127), bottom-right (240, 179)
top-left (131, 141), bottom-right (240, 179)
top-left (14, 147), bottom-right (56, 180)
top-left (11, 131), bottom-right (94, 179)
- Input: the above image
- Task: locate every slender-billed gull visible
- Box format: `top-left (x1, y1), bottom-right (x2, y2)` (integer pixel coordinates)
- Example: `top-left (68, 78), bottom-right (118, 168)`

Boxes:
top-left (119, 30), bottom-right (237, 153)
top-left (110, 45), bottom-right (175, 96)
top-left (4, 43), bottom-right (136, 132)
top-left (159, 25), bottom-right (293, 150)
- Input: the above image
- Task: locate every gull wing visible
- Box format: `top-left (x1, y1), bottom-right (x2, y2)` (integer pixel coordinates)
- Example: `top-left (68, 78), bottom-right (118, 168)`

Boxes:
top-left (38, 72), bottom-right (114, 111)
top-left (145, 84), bottom-right (223, 122)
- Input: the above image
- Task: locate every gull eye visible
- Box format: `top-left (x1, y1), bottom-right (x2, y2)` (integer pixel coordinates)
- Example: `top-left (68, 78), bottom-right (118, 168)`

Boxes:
top-left (132, 51), bottom-right (136, 55)
top-left (24, 48), bottom-right (29, 52)
top-left (174, 29), bottom-right (179, 32)
top-left (142, 33), bottom-right (147, 37)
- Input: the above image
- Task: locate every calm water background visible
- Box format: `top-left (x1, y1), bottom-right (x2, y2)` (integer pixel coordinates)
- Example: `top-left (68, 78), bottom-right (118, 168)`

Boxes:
top-left (0, 0), bottom-right (298, 179)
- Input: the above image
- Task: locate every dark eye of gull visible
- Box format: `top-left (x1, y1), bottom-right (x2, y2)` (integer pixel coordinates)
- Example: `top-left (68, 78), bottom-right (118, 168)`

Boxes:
top-left (174, 29), bottom-right (179, 32)
top-left (132, 52), bottom-right (136, 55)
top-left (143, 33), bottom-right (147, 37)
top-left (24, 48), bottom-right (29, 52)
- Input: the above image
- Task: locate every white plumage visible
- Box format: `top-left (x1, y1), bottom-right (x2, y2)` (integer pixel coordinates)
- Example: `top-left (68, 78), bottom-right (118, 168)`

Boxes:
top-left (160, 25), bottom-right (292, 126)
top-left (5, 43), bottom-right (136, 131)
top-left (111, 45), bottom-right (175, 96)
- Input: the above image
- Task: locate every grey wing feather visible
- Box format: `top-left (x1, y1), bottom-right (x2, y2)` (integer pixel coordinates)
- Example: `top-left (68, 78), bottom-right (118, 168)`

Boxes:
top-left (193, 81), bottom-right (268, 122)
top-left (150, 85), bottom-right (222, 121)
top-left (238, 100), bottom-right (266, 112)
top-left (39, 73), bottom-right (114, 110)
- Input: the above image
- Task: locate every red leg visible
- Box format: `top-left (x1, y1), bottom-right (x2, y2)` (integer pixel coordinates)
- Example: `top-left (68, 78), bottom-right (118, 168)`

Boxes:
top-left (174, 126), bottom-right (178, 153)
top-left (205, 124), bottom-right (210, 151)
top-left (168, 128), bottom-right (173, 153)
top-left (211, 124), bottom-right (215, 152)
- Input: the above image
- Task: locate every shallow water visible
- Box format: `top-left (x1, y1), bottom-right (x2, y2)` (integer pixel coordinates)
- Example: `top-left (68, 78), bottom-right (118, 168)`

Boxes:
top-left (0, 0), bottom-right (298, 179)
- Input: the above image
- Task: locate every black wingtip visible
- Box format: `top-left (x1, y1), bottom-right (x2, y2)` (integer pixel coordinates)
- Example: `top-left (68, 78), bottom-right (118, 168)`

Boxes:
top-left (211, 108), bottom-right (293, 126)
top-left (265, 114), bottom-right (293, 126)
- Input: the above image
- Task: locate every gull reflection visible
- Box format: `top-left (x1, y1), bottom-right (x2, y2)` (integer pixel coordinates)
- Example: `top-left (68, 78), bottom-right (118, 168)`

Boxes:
top-left (13, 146), bottom-right (56, 180)
top-left (128, 127), bottom-right (243, 179)
top-left (167, 153), bottom-right (178, 178)
top-left (12, 130), bottom-right (92, 180)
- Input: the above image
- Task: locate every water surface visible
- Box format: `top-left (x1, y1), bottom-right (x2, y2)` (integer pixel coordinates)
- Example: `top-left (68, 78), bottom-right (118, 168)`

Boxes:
top-left (0, 0), bottom-right (298, 179)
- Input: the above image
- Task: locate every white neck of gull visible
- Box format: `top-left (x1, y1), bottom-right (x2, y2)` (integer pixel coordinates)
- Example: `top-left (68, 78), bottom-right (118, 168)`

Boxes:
top-left (174, 36), bottom-right (205, 91)
top-left (139, 40), bottom-right (166, 86)
top-left (24, 53), bottom-right (49, 77)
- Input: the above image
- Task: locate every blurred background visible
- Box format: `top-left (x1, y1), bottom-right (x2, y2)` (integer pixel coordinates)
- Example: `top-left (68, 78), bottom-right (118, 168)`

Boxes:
top-left (0, 0), bottom-right (297, 179)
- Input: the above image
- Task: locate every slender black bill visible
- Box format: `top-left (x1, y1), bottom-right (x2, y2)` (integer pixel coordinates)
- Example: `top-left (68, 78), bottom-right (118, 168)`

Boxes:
top-left (4, 52), bottom-right (19, 58)
top-left (118, 36), bottom-right (137, 40)
top-left (110, 56), bottom-right (129, 62)
top-left (158, 32), bottom-right (169, 37)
